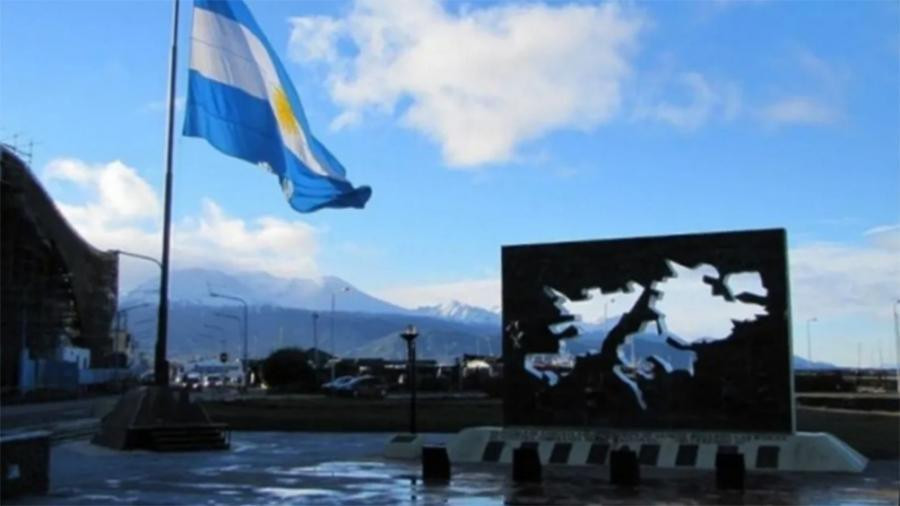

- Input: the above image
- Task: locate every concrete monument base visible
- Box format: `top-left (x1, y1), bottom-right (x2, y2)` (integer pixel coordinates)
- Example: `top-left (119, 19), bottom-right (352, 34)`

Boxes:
top-left (383, 433), bottom-right (424, 460)
top-left (92, 385), bottom-right (229, 452)
top-left (447, 426), bottom-right (867, 473)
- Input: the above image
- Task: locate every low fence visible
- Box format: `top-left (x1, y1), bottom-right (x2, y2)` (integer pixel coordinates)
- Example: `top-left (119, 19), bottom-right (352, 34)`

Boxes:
top-left (79, 368), bottom-right (132, 385)
top-left (18, 358), bottom-right (78, 391)
top-left (18, 355), bottom-right (132, 392)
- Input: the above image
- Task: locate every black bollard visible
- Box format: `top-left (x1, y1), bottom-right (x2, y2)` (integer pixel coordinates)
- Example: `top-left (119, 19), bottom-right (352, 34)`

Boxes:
top-left (512, 446), bottom-right (542, 483)
top-left (715, 452), bottom-right (745, 490)
top-left (421, 446), bottom-right (451, 483)
top-left (609, 447), bottom-right (640, 487)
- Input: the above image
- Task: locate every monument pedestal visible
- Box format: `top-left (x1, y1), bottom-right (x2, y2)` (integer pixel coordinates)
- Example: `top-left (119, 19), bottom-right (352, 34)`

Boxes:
top-left (92, 386), bottom-right (229, 452)
top-left (383, 433), bottom-right (423, 459)
top-left (447, 426), bottom-right (867, 473)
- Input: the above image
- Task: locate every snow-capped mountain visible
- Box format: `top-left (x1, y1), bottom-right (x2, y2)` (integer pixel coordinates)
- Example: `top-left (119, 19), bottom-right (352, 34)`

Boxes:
top-left (121, 268), bottom-right (411, 314)
top-left (414, 300), bottom-right (501, 325)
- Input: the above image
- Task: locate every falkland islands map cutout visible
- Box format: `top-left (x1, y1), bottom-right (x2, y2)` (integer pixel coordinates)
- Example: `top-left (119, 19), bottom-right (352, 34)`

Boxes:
top-left (502, 229), bottom-right (793, 432)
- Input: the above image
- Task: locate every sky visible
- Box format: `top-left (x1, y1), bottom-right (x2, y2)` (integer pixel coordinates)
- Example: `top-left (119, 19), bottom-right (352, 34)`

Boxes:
top-left (1, 0), bottom-right (897, 367)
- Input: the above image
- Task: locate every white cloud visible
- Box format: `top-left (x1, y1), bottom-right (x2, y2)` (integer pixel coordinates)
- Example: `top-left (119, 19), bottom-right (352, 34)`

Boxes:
top-left (289, 0), bottom-right (642, 167)
top-left (41, 158), bottom-right (320, 293)
top-left (634, 72), bottom-right (741, 130)
top-left (758, 96), bottom-right (837, 126)
top-left (45, 158), bottom-right (160, 222)
top-left (288, 16), bottom-right (345, 64)
top-left (864, 224), bottom-right (900, 250)
top-left (757, 50), bottom-right (843, 127)
top-left (790, 232), bottom-right (898, 320)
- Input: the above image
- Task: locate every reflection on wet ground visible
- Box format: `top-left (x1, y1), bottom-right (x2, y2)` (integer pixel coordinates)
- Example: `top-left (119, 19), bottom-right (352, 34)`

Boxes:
top-left (11, 432), bottom-right (899, 505)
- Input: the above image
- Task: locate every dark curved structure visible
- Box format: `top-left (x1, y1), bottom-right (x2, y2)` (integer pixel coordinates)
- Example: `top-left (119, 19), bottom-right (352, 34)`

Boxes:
top-left (1, 147), bottom-right (118, 394)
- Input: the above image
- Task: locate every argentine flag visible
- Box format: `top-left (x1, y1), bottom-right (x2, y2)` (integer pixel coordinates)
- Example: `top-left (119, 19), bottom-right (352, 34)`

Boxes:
top-left (183, 0), bottom-right (371, 212)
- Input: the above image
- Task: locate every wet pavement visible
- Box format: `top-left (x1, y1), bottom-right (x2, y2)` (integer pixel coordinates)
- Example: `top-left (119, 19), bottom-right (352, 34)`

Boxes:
top-left (10, 432), bottom-right (899, 505)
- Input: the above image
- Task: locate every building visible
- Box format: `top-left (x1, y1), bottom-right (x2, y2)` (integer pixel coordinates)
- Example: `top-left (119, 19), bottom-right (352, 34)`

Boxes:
top-left (1, 146), bottom-right (118, 395)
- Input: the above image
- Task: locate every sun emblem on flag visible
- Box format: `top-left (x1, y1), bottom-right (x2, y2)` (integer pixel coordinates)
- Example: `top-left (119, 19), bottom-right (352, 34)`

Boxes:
top-left (273, 87), bottom-right (299, 136)
top-left (281, 177), bottom-right (294, 200)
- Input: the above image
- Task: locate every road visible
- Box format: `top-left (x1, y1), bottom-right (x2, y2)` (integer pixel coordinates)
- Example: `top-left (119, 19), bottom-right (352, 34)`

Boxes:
top-left (1, 396), bottom-right (118, 432)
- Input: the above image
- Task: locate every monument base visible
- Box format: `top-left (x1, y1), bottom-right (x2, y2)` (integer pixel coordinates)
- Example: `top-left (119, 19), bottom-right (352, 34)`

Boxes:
top-left (92, 386), bottom-right (229, 452)
top-left (383, 433), bottom-right (423, 460)
top-left (447, 426), bottom-right (867, 473)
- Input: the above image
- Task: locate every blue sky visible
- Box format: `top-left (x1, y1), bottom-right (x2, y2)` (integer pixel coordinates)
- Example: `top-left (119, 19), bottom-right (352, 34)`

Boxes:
top-left (2, 0), bottom-right (897, 367)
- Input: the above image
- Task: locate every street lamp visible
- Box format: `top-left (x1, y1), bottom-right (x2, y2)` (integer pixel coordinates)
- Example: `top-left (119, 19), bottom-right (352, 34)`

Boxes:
top-left (210, 289), bottom-right (248, 388)
top-left (330, 286), bottom-right (350, 381)
top-left (111, 249), bottom-right (165, 384)
top-left (111, 249), bottom-right (163, 270)
top-left (400, 324), bottom-right (419, 434)
top-left (116, 303), bottom-right (150, 328)
top-left (204, 323), bottom-right (226, 355)
top-left (806, 317), bottom-right (818, 363)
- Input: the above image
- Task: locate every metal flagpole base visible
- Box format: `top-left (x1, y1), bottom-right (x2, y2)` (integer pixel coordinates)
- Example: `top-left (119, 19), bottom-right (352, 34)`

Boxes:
top-left (447, 426), bottom-right (867, 473)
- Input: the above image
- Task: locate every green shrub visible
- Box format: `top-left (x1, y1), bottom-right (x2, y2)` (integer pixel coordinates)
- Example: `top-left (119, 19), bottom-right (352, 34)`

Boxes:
top-left (261, 348), bottom-right (316, 391)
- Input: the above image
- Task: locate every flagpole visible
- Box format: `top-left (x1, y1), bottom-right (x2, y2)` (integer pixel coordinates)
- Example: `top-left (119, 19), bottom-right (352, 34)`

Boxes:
top-left (155, 0), bottom-right (180, 387)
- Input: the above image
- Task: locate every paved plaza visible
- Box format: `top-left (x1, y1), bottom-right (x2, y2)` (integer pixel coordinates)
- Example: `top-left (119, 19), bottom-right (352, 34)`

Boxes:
top-left (8, 432), bottom-right (899, 505)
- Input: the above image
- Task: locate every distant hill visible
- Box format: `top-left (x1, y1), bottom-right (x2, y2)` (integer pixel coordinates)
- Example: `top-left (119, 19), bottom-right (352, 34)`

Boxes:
top-left (792, 356), bottom-right (840, 370)
top-left (122, 302), bottom-right (500, 364)
top-left (123, 268), bottom-right (411, 314)
top-left (414, 300), bottom-right (500, 326)
top-left (120, 268), bottom-right (837, 371)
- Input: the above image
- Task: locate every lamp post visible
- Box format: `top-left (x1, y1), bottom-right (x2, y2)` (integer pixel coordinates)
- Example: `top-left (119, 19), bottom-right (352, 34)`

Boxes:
top-left (204, 323), bottom-right (226, 359)
top-left (213, 310), bottom-right (243, 384)
top-left (806, 317), bottom-right (817, 363)
top-left (112, 249), bottom-right (163, 271)
top-left (330, 286), bottom-right (350, 381)
top-left (111, 249), bottom-right (164, 383)
top-left (116, 303), bottom-right (150, 332)
top-left (210, 290), bottom-right (248, 388)
top-left (400, 324), bottom-right (419, 434)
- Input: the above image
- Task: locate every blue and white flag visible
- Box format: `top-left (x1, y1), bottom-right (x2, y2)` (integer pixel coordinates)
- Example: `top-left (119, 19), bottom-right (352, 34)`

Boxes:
top-left (183, 0), bottom-right (371, 213)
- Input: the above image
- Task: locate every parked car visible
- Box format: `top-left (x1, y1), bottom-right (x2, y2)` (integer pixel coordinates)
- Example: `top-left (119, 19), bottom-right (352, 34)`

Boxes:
top-left (321, 375), bottom-right (355, 395)
top-left (139, 371), bottom-right (155, 385)
top-left (341, 376), bottom-right (388, 399)
top-left (203, 374), bottom-right (223, 388)
top-left (183, 372), bottom-right (203, 390)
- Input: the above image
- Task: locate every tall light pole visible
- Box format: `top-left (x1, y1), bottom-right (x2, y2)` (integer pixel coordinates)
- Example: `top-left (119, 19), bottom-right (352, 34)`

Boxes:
top-left (204, 322), bottom-right (226, 357)
top-left (116, 303), bottom-right (150, 334)
top-left (112, 249), bottom-right (163, 271)
top-left (330, 286), bottom-right (350, 381)
top-left (400, 325), bottom-right (419, 434)
top-left (112, 249), bottom-right (162, 378)
top-left (893, 299), bottom-right (900, 394)
top-left (806, 317), bottom-right (817, 363)
top-left (210, 290), bottom-right (248, 388)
